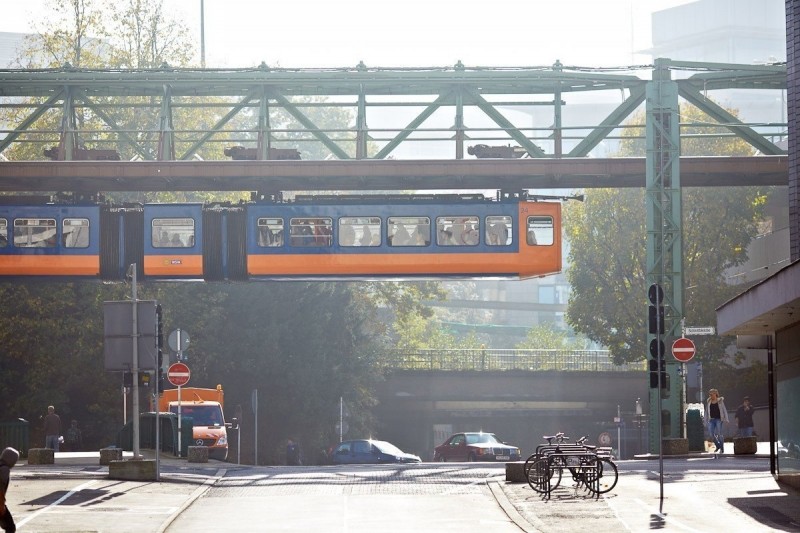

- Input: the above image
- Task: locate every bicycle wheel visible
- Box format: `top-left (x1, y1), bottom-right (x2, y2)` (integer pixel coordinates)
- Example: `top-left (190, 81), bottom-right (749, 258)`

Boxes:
top-left (583, 457), bottom-right (618, 494)
top-left (526, 457), bottom-right (561, 494)
top-left (523, 453), bottom-right (539, 477)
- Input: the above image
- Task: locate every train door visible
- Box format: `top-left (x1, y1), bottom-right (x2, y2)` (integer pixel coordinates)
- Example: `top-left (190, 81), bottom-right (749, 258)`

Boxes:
top-left (100, 206), bottom-right (143, 280)
top-left (202, 205), bottom-right (247, 281)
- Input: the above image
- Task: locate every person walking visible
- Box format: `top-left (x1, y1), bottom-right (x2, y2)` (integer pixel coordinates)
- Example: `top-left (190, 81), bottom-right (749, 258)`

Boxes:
top-left (64, 420), bottom-right (83, 452)
top-left (735, 396), bottom-right (755, 437)
top-left (286, 438), bottom-right (301, 466)
top-left (0, 447), bottom-right (19, 532)
top-left (705, 388), bottom-right (729, 454)
top-left (43, 405), bottom-right (62, 452)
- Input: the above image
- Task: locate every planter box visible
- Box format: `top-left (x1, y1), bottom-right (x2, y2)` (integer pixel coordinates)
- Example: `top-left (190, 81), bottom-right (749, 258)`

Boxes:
top-left (734, 436), bottom-right (757, 455)
top-left (27, 448), bottom-right (54, 464)
top-left (662, 438), bottom-right (689, 455)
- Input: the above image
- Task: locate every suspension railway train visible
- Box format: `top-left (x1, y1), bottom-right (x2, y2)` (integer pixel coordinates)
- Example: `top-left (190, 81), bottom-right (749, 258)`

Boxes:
top-left (0, 192), bottom-right (566, 281)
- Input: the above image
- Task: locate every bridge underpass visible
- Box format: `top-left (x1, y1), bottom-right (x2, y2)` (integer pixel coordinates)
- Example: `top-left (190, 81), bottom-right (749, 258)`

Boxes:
top-left (374, 350), bottom-right (650, 461)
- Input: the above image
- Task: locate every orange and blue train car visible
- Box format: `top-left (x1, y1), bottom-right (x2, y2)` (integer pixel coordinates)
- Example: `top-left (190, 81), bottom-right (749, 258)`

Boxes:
top-left (0, 192), bottom-right (565, 281)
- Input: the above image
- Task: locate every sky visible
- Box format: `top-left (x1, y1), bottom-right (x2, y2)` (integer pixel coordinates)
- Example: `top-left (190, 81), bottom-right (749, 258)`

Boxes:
top-left (0, 0), bottom-right (695, 69)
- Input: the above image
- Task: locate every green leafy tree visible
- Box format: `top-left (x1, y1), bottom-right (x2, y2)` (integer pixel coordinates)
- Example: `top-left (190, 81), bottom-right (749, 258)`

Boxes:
top-left (564, 104), bottom-right (769, 366)
top-left (515, 323), bottom-right (580, 350)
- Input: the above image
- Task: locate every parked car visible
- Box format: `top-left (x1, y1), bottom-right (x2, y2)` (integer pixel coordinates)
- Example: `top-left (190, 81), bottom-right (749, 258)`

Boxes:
top-left (434, 432), bottom-right (521, 462)
top-left (331, 439), bottom-right (422, 465)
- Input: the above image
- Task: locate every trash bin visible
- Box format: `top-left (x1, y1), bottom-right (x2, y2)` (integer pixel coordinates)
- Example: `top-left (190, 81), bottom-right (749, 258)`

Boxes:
top-left (0, 419), bottom-right (29, 457)
top-left (686, 409), bottom-right (705, 452)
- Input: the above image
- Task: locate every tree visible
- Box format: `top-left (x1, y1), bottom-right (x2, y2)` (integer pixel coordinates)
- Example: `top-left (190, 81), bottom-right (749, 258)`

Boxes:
top-left (564, 103), bottom-right (769, 366)
top-left (515, 324), bottom-right (581, 350)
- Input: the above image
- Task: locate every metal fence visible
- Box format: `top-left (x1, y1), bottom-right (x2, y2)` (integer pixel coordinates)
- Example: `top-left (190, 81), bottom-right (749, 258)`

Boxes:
top-left (383, 349), bottom-right (646, 373)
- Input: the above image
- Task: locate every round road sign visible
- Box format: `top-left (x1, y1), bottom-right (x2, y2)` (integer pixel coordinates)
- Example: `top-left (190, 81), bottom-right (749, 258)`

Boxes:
top-left (167, 362), bottom-right (191, 387)
top-left (672, 337), bottom-right (696, 362)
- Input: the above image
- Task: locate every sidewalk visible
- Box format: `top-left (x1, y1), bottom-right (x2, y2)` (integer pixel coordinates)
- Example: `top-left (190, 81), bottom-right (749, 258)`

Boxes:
top-left (633, 440), bottom-right (775, 460)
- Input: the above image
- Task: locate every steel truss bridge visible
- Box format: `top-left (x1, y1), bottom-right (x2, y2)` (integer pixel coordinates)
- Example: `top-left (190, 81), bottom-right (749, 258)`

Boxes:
top-left (0, 59), bottom-right (789, 452)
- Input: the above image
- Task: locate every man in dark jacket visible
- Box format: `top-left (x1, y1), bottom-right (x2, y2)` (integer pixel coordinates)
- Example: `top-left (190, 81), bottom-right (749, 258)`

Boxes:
top-left (0, 447), bottom-right (19, 532)
top-left (735, 396), bottom-right (755, 437)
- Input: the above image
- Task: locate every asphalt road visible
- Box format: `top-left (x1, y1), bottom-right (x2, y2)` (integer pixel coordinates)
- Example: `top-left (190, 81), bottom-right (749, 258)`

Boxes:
top-left (6, 453), bottom-right (800, 532)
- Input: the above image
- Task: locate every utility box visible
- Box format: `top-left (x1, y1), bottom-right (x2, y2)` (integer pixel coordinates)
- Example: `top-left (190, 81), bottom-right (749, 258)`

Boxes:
top-left (686, 409), bottom-right (705, 452)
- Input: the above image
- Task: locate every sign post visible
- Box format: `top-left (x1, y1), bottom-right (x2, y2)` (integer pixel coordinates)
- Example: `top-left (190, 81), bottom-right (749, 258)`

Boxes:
top-left (168, 362), bottom-right (191, 456)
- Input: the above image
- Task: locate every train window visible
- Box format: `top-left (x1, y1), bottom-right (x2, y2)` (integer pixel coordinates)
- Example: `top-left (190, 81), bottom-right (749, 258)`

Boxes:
top-left (257, 218), bottom-right (284, 247)
top-left (14, 218), bottom-right (57, 248)
top-left (338, 217), bottom-right (381, 247)
top-left (0, 219), bottom-right (6, 247)
top-left (527, 216), bottom-right (554, 245)
top-left (388, 217), bottom-right (430, 247)
top-left (485, 216), bottom-right (512, 246)
top-left (290, 217), bottom-right (332, 247)
top-left (152, 218), bottom-right (194, 248)
top-left (62, 218), bottom-right (90, 248)
top-left (436, 216), bottom-right (479, 246)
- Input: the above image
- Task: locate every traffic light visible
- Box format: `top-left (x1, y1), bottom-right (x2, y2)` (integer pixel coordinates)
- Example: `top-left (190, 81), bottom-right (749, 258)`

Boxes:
top-left (648, 359), bottom-right (668, 389)
top-left (648, 283), bottom-right (665, 334)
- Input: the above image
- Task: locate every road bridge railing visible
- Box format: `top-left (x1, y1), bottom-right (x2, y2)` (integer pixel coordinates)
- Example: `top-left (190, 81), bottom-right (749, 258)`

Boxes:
top-left (384, 348), bottom-right (645, 372)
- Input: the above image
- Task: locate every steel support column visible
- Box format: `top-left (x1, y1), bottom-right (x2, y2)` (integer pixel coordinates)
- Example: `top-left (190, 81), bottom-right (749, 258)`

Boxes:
top-left (646, 59), bottom-right (684, 452)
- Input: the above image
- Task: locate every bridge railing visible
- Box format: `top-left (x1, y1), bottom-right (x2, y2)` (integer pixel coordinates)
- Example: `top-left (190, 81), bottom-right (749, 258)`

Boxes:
top-left (383, 349), bottom-right (646, 372)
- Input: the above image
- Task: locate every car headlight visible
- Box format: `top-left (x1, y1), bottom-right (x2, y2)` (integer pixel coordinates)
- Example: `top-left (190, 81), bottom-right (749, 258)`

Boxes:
top-left (217, 436), bottom-right (227, 446)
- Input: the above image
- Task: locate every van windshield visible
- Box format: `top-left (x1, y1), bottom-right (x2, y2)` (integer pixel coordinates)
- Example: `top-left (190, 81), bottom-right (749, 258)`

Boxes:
top-left (169, 405), bottom-right (223, 426)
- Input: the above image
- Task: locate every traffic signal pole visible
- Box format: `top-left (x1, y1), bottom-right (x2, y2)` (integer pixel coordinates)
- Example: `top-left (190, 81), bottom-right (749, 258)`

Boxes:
top-left (646, 59), bottom-right (685, 515)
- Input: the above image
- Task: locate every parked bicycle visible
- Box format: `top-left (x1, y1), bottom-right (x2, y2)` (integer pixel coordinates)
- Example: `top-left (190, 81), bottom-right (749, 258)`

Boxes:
top-left (524, 432), bottom-right (618, 497)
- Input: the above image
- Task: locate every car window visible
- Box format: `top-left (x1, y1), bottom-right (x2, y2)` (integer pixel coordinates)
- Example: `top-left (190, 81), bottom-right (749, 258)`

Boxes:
top-left (335, 442), bottom-right (351, 454)
top-left (353, 440), bottom-right (371, 454)
top-left (373, 441), bottom-right (404, 455)
top-left (466, 433), bottom-right (500, 444)
top-left (451, 435), bottom-right (465, 446)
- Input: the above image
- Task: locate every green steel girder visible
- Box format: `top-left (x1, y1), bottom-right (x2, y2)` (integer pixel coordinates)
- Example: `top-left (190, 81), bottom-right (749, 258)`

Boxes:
top-left (678, 86), bottom-right (785, 155)
top-left (646, 61), bottom-right (684, 451)
top-left (469, 90), bottom-right (546, 157)
top-left (0, 62), bottom-right (787, 163)
top-left (569, 85), bottom-right (647, 157)
top-left (374, 91), bottom-right (454, 159)
top-left (0, 92), bottom-right (63, 153)
top-left (180, 91), bottom-right (258, 160)
top-left (270, 92), bottom-right (350, 160)
top-left (75, 89), bottom-right (153, 160)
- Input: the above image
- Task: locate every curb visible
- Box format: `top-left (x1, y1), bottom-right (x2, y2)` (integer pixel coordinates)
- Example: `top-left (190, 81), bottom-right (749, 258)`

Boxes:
top-left (487, 481), bottom-right (543, 533)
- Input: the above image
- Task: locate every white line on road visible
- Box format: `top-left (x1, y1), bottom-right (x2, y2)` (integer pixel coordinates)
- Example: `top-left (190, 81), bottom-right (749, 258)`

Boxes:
top-left (17, 479), bottom-right (98, 528)
top-left (633, 498), bottom-right (707, 532)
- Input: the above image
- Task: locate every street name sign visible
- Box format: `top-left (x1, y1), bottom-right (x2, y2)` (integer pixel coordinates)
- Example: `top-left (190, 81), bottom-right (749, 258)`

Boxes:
top-left (684, 326), bottom-right (715, 336)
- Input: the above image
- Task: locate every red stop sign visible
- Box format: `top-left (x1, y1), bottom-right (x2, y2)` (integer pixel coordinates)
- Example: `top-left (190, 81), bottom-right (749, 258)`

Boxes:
top-left (167, 362), bottom-right (191, 387)
top-left (672, 338), bottom-right (696, 362)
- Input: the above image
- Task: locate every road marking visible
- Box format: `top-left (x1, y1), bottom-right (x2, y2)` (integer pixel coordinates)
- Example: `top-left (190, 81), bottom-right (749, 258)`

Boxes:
top-left (17, 479), bottom-right (97, 528)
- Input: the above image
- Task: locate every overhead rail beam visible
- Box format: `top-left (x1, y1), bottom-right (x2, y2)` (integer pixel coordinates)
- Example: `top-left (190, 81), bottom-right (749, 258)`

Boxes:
top-left (0, 156), bottom-right (786, 192)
